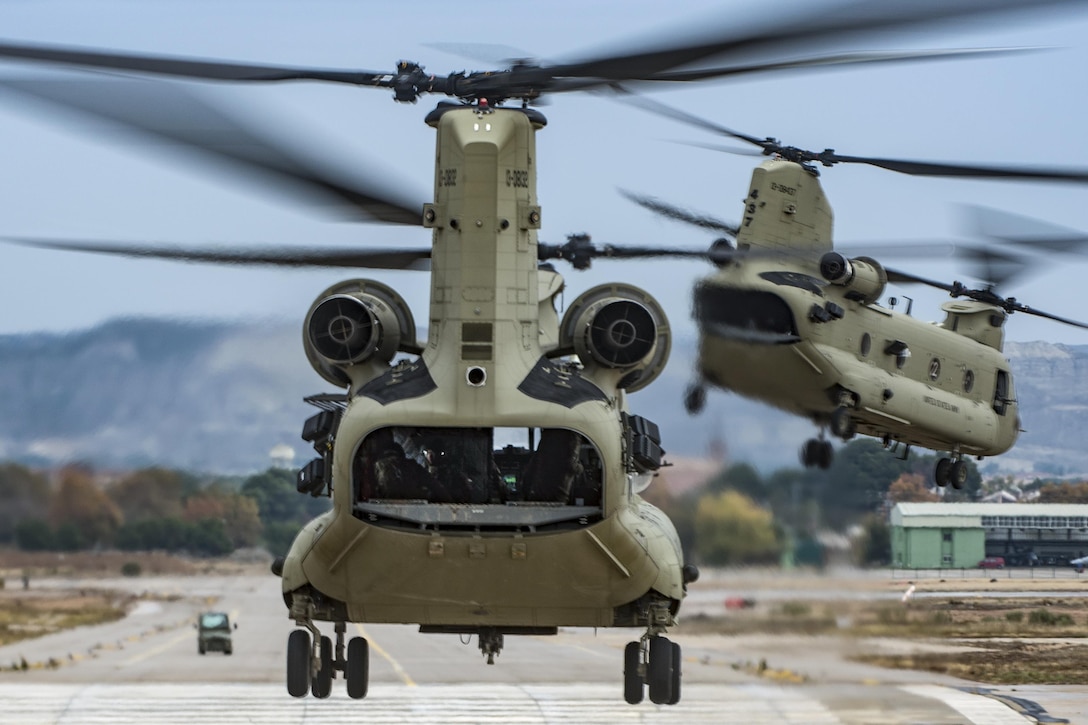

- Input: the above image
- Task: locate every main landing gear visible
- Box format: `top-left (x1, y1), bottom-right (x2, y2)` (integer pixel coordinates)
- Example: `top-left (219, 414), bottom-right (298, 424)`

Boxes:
top-left (623, 601), bottom-right (682, 706)
top-left (934, 455), bottom-right (968, 489)
top-left (801, 405), bottom-right (857, 469)
top-left (286, 621), bottom-right (370, 699)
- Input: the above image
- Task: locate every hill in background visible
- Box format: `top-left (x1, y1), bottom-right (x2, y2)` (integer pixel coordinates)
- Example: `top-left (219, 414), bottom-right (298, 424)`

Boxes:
top-left (0, 318), bottom-right (1085, 475)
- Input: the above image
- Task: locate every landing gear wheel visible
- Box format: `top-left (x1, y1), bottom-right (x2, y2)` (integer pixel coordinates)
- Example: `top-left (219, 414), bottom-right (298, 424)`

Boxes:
top-left (830, 407), bottom-right (856, 440)
top-left (286, 629), bottom-right (311, 698)
top-left (935, 457), bottom-right (952, 487)
top-left (800, 439), bottom-right (820, 468)
top-left (647, 636), bottom-right (674, 705)
top-left (684, 383), bottom-right (706, 415)
top-left (623, 641), bottom-right (643, 705)
top-left (667, 640), bottom-right (682, 705)
top-left (311, 635), bottom-right (333, 699)
top-left (346, 636), bottom-right (369, 700)
top-left (816, 440), bottom-right (833, 469)
top-left (950, 460), bottom-right (968, 490)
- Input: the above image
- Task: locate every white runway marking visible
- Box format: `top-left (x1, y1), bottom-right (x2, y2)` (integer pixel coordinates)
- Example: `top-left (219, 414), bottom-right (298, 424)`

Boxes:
top-left (2, 683), bottom-right (840, 724)
top-left (901, 685), bottom-right (1033, 724)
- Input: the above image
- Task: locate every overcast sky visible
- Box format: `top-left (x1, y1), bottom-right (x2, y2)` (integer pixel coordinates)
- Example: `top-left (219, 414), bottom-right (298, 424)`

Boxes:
top-left (3, 0), bottom-right (1088, 350)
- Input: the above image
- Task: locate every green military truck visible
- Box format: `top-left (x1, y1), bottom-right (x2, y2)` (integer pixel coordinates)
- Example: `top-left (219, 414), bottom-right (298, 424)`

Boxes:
top-left (196, 611), bottom-right (235, 655)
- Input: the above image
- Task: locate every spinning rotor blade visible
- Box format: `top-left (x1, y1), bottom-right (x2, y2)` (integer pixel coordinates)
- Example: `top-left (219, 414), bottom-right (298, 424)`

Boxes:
top-left (3, 237), bottom-right (432, 270)
top-left (0, 77), bottom-right (423, 225)
top-left (618, 190), bottom-right (739, 236)
top-left (621, 91), bottom-right (1088, 186)
top-left (886, 265), bottom-right (1088, 329)
top-left (0, 0), bottom-right (1082, 102)
top-left (538, 234), bottom-right (710, 270)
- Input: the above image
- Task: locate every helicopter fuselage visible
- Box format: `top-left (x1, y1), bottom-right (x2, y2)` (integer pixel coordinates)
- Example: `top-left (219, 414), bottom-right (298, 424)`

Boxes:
top-left (692, 159), bottom-right (1020, 465)
top-left (281, 106), bottom-right (685, 644)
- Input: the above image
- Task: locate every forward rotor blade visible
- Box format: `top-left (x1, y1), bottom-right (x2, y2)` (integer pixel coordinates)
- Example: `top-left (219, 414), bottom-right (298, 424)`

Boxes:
top-left (3, 237), bottom-right (432, 270)
top-left (0, 76), bottom-right (424, 225)
top-left (619, 189), bottom-right (739, 236)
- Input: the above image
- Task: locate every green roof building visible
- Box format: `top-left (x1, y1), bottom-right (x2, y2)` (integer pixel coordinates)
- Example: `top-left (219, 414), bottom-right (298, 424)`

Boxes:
top-left (890, 502), bottom-right (1088, 569)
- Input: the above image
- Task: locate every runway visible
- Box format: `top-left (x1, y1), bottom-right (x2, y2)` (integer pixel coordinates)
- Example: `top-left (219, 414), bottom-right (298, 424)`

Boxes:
top-left (0, 571), bottom-right (1075, 724)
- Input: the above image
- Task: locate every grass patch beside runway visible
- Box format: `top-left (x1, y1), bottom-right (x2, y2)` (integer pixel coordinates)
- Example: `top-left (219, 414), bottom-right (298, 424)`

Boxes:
top-left (677, 595), bottom-right (1088, 684)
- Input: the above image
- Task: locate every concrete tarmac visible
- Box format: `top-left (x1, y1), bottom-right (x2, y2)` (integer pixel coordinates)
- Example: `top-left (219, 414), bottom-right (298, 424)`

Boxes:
top-left (0, 571), bottom-right (1081, 724)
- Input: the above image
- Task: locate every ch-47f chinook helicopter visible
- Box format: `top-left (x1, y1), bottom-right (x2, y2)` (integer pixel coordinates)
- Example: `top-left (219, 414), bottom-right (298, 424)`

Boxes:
top-left (619, 96), bottom-right (1088, 488)
top-left (1, 0), bottom-right (1086, 706)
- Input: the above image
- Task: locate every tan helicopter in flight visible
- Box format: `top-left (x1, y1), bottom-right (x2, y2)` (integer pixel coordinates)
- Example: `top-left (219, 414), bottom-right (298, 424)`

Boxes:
top-left (620, 96), bottom-right (1088, 488)
top-left (1, 0), bottom-right (1087, 706)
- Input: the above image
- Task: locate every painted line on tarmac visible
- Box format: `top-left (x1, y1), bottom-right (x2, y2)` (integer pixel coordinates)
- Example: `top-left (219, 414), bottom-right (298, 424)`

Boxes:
top-left (901, 684), bottom-right (1034, 724)
top-left (121, 629), bottom-right (192, 667)
top-left (354, 624), bottom-right (416, 687)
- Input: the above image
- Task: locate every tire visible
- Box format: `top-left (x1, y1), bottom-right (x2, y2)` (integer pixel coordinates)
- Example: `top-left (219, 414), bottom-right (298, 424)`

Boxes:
top-left (225, 647), bottom-right (232, 656)
top-left (950, 460), bottom-right (968, 490)
top-left (198, 642), bottom-right (206, 655)
top-left (800, 439), bottom-right (820, 468)
top-left (647, 636), bottom-right (673, 705)
top-left (623, 641), bottom-right (643, 705)
top-left (311, 635), bottom-right (333, 699)
top-left (684, 384), bottom-right (706, 415)
top-left (286, 629), bottom-right (311, 698)
top-left (935, 457), bottom-right (952, 487)
top-left (346, 636), bottom-right (369, 700)
top-left (667, 641), bottom-right (682, 705)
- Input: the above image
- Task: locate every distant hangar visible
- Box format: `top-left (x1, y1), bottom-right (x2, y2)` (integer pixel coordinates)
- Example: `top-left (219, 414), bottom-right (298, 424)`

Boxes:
top-left (890, 502), bottom-right (1088, 568)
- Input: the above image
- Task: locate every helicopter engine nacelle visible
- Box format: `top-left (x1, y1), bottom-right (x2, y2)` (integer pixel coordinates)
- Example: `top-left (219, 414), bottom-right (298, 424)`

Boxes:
top-left (558, 283), bottom-right (670, 392)
top-left (303, 279), bottom-right (418, 387)
top-left (819, 253), bottom-right (887, 305)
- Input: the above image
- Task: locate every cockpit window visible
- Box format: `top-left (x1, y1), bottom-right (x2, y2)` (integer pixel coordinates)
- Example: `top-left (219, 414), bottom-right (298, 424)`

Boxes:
top-left (354, 426), bottom-right (603, 507)
top-left (694, 283), bottom-right (798, 340)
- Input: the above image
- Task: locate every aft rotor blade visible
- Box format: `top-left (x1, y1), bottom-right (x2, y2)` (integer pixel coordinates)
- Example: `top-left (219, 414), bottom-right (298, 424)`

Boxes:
top-left (619, 189), bottom-right (739, 236)
top-left (829, 152), bottom-right (1088, 184)
top-left (0, 40), bottom-right (392, 85)
top-left (0, 0), bottom-right (1082, 100)
top-left (0, 76), bottom-right (424, 225)
top-left (547, 0), bottom-right (1086, 84)
top-left (1012, 303), bottom-right (1088, 330)
top-left (3, 237), bottom-right (432, 270)
top-left (633, 47), bottom-right (1038, 84)
top-left (884, 267), bottom-right (959, 292)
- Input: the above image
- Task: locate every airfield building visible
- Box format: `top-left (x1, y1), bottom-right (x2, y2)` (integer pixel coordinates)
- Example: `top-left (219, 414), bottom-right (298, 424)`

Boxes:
top-left (889, 502), bottom-right (1088, 568)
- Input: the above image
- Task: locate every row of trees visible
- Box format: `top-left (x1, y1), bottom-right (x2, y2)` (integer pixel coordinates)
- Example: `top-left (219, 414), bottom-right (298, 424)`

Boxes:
top-left (0, 463), bottom-right (328, 556)
top-left (6, 440), bottom-right (1082, 565)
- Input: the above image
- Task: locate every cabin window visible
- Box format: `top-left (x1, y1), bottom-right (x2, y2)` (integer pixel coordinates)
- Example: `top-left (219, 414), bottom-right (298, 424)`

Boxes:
top-left (859, 333), bottom-right (871, 357)
top-left (963, 370), bottom-right (975, 393)
top-left (928, 358), bottom-right (941, 381)
top-left (993, 370), bottom-right (1011, 416)
top-left (694, 284), bottom-right (798, 342)
top-left (353, 426), bottom-right (603, 507)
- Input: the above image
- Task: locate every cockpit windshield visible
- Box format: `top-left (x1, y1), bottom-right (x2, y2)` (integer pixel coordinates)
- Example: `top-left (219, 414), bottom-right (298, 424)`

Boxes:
top-left (353, 426), bottom-right (603, 508)
top-left (694, 283), bottom-right (798, 342)
top-left (199, 612), bottom-right (229, 630)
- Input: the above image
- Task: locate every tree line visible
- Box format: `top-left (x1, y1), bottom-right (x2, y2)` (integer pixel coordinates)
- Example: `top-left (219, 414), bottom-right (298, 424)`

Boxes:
top-left (5, 441), bottom-right (1082, 565)
top-left (0, 463), bottom-right (327, 557)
